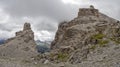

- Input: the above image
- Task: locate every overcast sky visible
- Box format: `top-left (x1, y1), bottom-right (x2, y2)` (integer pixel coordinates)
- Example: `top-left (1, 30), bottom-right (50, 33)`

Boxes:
top-left (0, 0), bottom-right (120, 41)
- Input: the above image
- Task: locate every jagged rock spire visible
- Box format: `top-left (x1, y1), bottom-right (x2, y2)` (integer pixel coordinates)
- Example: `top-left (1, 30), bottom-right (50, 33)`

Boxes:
top-left (78, 5), bottom-right (99, 17)
top-left (15, 22), bottom-right (33, 36)
top-left (23, 22), bottom-right (31, 31)
top-left (90, 5), bottom-right (95, 9)
top-left (0, 22), bottom-right (37, 59)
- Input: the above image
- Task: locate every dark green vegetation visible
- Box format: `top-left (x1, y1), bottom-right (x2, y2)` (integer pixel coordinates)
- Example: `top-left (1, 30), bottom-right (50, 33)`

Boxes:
top-left (91, 33), bottom-right (109, 47)
top-left (92, 33), bottom-right (105, 39)
top-left (110, 37), bottom-right (120, 44)
top-left (57, 52), bottom-right (69, 62)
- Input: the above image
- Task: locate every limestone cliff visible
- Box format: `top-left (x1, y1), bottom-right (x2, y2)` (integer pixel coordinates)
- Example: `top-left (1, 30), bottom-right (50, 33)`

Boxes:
top-left (0, 22), bottom-right (37, 59)
top-left (50, 5), bottom-right (120, 65)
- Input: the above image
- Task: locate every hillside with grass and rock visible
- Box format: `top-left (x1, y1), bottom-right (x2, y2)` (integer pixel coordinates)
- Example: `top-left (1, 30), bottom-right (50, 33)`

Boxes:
top-left (40, 5), bottom-right (120, 66)
top-left (0, 5), bottom-right (120, 67)
top-left (0, 23), bottom-right (38, 59)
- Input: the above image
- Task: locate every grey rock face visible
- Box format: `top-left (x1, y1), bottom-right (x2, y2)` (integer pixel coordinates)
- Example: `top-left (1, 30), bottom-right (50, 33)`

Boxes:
top-left (0, 22), bottom-right (37, 59)
top-left (78, 5), bottom-right (99, 17)
top-left (23, 23), bottom-right (31, 31)
top-left (50, 5), bottom-right (120, 64)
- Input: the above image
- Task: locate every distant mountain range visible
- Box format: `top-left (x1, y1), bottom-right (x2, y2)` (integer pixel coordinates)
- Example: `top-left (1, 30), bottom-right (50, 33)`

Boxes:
top-left (35, 40), bottom-right (51, 53)
top-left (0, 39), bottom-right (5, 45)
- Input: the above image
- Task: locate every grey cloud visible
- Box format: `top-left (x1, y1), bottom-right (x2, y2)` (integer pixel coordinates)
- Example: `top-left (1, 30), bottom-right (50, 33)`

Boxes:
top-left (0, 0), bottom-right (120, 41)
top-left (0, 0), bottom-right (120, 21)
top-left (0, 0), bottom-right (77, 21)
top-left (0, 24), bottom-right (11, 31)
top-left (0, 23), bottom-right (19, 32)
top-left (34, 19), bottom-right (57, 32)
top-left (88, 0), bottom-right (120, 20)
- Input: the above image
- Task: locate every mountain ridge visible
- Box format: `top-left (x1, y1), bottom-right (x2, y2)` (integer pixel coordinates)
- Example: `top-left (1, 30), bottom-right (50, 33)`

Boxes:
top-left (0, 22), bottom-right (38, 59)
top-left (0, 5), bottom-right (120, 67)
top-left (44, 5), bottom-right (120, 66)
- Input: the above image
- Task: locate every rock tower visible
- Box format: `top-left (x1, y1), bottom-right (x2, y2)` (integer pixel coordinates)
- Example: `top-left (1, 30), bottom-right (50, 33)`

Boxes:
top-left (50, 5), bottom-right (120, 64)
top-left (0, 22), bottom-right (37, 59)
top-left (23, 23), bottom-right (31, 31)
top-left (78, 5), bottom-right (99, 17)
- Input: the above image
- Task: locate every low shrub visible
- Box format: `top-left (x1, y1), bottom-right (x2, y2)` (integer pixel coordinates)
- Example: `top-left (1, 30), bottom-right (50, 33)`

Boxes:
top-left (57, 53), bottom-right (69, 62)
top-left (90, 45), bottom-right (96, 50)
top-left (92, 33), bottom-right (105, 39)
top-left (98, 40), bottom-right (109, 47)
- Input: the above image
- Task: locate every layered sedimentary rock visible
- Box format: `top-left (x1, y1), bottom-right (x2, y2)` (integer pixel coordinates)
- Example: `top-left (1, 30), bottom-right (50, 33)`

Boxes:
top-left (0, 22), bottom-right (37, 59)
top-left (50, 5), bottom-right (120, 64)
top-left (78, 5), bottom-right (99, 17)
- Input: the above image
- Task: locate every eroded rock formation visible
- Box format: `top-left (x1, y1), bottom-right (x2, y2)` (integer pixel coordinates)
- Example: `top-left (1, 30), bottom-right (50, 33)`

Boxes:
top-left (50, 5), bottom-right (120, 64)
top-left (0, 22), bottom-right (37, 59)
top-left (78, 5), bottom-right (99, 17)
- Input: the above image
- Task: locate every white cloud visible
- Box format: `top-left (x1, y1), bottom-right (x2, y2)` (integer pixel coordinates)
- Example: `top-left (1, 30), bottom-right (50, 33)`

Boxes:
top-left (0, 8), bottom-right (9, 23)
top-left (0, 0), bottom-right (120, 41)
top-left (62, 0), bottom-right (79, 5)
top-left (35, 30), bottom-right (55, 41)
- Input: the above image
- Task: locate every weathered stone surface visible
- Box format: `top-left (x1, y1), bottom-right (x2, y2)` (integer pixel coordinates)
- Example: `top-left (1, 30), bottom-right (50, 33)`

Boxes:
top-left (23, 22), bottom-right (31, 31)
top-left (78, 5), bottom-right (99, 17)
top-left (0, 22), bottom-right (37, 59)
top-left (50, 5), bottom-right (120, 64)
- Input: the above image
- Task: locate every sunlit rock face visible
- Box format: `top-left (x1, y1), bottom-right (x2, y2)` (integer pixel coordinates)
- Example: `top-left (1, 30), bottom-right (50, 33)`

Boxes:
top-left (50, 5), bottom-right (120, 64)
top-left (0, 22), bottom-right (37, 59)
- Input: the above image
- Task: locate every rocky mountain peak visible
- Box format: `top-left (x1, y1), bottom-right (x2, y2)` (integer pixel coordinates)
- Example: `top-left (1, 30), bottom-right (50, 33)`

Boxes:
top-left (50, 5), bottom-right (120, 64)
top-left (78, 5), bottom-right (99, 17)
top-left (0, 22), bottom-right (37, 59)
top-left (15, 22), bottom-right (34, 38)
top-left (23, 22), bottom-right (31, 31)
top-left (90, 5), bottom-right (95, 9)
